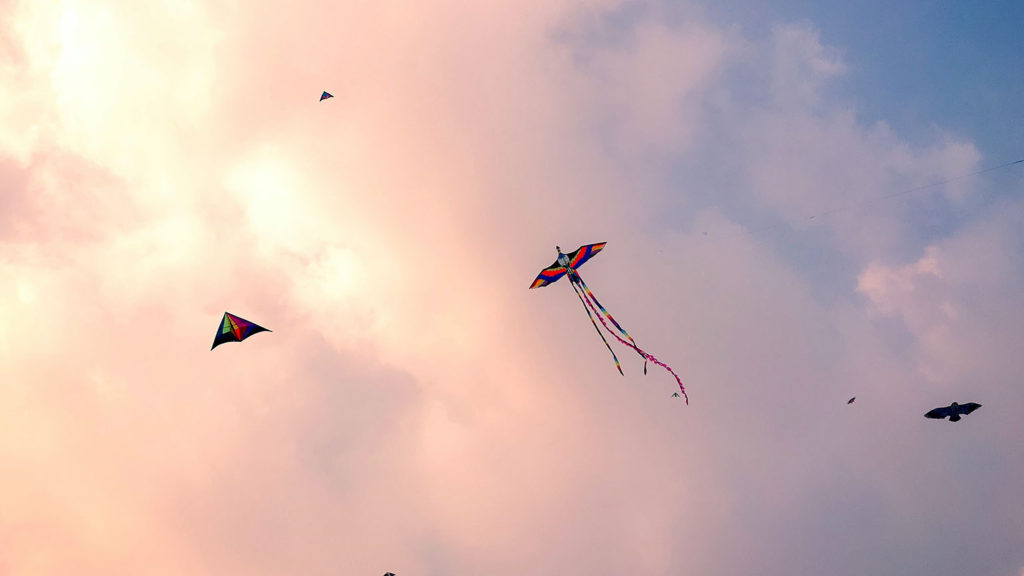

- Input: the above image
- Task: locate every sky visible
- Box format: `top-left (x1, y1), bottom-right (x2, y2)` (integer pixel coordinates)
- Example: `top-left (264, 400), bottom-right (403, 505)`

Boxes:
top-left (1, 1), bottom-right (1022, 575)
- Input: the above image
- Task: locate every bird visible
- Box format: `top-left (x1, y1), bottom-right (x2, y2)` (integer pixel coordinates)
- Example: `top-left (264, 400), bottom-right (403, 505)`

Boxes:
top-left (847, 397), bottom-right (856, 404)
top-left (924, 402), bottom-right (981, 422)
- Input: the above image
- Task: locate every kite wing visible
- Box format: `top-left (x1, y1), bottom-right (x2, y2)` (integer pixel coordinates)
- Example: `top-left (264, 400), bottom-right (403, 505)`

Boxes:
top-left (960, 402), bottom-right (982, 415)
top-left (566, 242), bottom-right (607, 270)
top-left (530, 260), bottom-right (567, 289)
top-left (320, 91), bottom-right (334, 101)
top-left (924, 406), bottom-right (951, 420)
top-left (529, 242), bottom-right (606, 288)
top-left (211, 312), bottom-right (271, 350)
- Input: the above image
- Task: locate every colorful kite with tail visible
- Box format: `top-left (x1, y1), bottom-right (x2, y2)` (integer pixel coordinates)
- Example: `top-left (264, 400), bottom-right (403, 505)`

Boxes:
top-left (530, 243), bottom-right (688, 403)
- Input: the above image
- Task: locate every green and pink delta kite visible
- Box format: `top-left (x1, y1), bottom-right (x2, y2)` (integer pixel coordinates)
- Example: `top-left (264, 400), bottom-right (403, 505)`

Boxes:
top-left (211, 312), bottom-right (271, 350)
top-left (530, 243), bottom-right (688, 403)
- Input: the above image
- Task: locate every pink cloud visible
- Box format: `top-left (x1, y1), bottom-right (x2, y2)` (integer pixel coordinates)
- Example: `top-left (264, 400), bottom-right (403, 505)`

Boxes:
top-left (858, 201), bottom-right (1024, 386)
top-left (1, 1), bottom-right (1022, 575)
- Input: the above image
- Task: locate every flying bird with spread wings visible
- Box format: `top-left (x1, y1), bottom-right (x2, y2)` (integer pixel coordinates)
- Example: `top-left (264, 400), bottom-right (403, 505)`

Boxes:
top-left (924, 402), bottom-right (981, 422)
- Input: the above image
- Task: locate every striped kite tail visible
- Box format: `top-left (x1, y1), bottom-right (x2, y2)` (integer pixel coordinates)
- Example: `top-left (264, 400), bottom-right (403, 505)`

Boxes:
top-left (577, 282), bottom-right (688, 403)
top-left (570, 277), bottom-right (624, 376)
top-left (577, 276), bottom-right (649, 373)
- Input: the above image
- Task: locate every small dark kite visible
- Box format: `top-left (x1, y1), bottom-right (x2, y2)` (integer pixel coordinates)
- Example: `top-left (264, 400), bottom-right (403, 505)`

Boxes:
top-left (924, 402), bottom-right (981, 422)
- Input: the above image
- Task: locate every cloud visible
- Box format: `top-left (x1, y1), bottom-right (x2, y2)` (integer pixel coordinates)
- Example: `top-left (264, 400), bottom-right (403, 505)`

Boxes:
top-left (770, 20), bottom-right (846, 109)
top-left (858, 199), bottom-right (1024, 385)
top-left (1, 1), bottom-right (1022, 575)
top-left (559, 7), bottom-right (735, 155)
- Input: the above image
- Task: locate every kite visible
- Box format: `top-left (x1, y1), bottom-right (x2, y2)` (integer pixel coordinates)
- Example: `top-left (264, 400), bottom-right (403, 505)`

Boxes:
top-left (320, 91), bottom-right (333, 101)
top-left (924, 402), bottom-right (981, 422)
top-left (530, 243), bottom-right (688, 403)
top-left (672, 392), bottom-right (681, 398)
top-left (847, 397), bottom-right (856, 404)
top-left (211, 312), bottom-right (271, 350)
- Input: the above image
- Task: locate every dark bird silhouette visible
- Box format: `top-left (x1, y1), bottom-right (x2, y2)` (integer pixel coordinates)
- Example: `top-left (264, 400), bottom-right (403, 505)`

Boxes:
top-left (847, 397), bottom-right (855, 404)
top-left (924, 402), bottom-right (981, 422)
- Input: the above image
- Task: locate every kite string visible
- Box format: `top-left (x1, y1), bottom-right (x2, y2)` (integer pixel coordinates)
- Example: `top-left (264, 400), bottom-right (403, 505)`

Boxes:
top-left (576, 276), bottom-right (648, 373)
top-left (570, 275), bottom-right (624, 376)
top-left (577, 278), bottom-right (688, 404)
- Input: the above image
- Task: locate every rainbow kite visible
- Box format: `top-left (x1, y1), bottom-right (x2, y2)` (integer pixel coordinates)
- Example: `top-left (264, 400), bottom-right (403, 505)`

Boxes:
top-left (211, 312), bottom-right (271, 350)
top-left (530, 243), bottom-right (688, 403)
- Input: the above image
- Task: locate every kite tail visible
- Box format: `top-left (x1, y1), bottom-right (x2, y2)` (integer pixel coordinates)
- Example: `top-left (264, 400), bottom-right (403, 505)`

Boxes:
top-left (578, 284), bottom-right (688, 404)
top-left (570, 277), bottom-right (624, 376)
top-left (576, 275), bottom-right (649, 374)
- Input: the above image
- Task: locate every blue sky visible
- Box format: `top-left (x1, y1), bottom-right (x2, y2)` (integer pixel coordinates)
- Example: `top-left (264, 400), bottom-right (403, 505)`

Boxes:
top-left (705, 0), bottom-right (1024, 158)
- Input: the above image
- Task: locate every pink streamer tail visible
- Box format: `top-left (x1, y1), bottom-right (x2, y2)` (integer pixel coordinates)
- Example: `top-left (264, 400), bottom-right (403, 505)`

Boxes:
top-left (577, 282), bottom-right (688, 404)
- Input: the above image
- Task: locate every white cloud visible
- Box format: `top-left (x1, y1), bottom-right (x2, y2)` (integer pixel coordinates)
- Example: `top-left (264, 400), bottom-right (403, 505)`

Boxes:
top-left (2, 1), bottom-right (1022, 575)
top-left (770, 21), bottom-right (846, 108)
